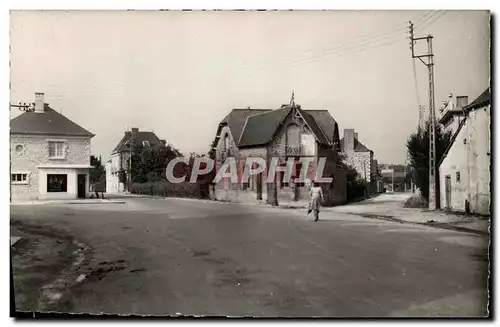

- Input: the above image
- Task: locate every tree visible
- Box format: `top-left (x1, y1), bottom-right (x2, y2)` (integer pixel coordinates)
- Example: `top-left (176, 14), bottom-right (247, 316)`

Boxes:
top-left (90, 155), bottom-right (105, 184)
top-left (208, 139), bottom-right (217, 160)
top-left (406, 119), bottom-right (452, 201)
top-left (90, 155), bottom-right (106, 195)
top-left (338, 153), bottom-right (368, 201)
top-left (130, 143), bottom-right (183, 183)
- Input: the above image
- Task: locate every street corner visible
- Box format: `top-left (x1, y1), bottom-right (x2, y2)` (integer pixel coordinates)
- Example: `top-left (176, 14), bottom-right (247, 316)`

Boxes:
top-left (10, 221), bottom-right (91, 312)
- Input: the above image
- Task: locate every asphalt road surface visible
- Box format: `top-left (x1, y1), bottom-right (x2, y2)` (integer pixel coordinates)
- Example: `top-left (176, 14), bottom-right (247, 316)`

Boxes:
top-left (10, 195), bottom-right (490, 317)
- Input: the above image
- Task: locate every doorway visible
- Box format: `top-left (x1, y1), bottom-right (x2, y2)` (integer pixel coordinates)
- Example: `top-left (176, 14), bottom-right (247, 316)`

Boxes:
top-left (445, 175), bottom-right (451, 209)
top-left (77, 174), bottom-right (86, 199)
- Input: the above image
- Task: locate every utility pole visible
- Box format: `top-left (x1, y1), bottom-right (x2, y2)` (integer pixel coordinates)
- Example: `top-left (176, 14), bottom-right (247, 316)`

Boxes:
top-left (129, 128), bottom-right (134, 192)
top-left (409, 20), bottom-right (437, 210)
top-left (418, 105), bottom-right (426, 132)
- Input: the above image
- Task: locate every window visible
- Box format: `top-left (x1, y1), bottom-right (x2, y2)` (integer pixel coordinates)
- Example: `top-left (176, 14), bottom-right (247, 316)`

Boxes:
top-left (47, 174), bottom-right (67, 192)
top-left (224, 134), bottom-right (230, 151)
top-left (142, 141), bottom-right (150, 147)
top-left (286, 124), bottom-right (300, 148)
top-left (48, 141), bottom-right (65, 158)
top-left (11, 173), bottom-right (28, 184)
top-left (15, 144), bottom-right (24, 153)
top-left (456, 172), bottom-right (461, 182)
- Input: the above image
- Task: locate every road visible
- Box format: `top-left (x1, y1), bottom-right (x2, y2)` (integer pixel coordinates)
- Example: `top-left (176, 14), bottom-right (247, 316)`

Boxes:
top-left (10, 194), bottom-right (490, 317)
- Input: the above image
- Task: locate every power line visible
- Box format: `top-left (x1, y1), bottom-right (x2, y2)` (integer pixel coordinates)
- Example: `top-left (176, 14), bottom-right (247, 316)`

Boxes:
top-left (412, 59), bottom-right (422, 108)
top-left (414, 10), bottom-right (449, 32)
top-left (286, 11), bottom-right (435, 67)
top-left (280, 11), bottom-right (445, 69)
top-left (241, 11), bottom-right (436, 77)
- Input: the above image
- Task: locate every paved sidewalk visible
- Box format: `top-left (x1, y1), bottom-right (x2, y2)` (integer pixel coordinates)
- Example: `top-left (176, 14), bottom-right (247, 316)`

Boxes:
top-left (10, 199), bottom-right (126, 206)
top-left (322, 193), bottom-right (490, 235)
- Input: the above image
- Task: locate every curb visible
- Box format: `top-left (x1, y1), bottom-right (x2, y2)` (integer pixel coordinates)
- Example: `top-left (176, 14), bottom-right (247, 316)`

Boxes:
top-left (346, 212), bottom-right (489, 236)
top-left (11, 200), bottom-right (126, 206)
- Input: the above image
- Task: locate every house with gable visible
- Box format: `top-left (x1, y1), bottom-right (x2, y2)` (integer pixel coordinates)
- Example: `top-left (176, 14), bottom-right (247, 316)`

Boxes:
top-left (212, 102), bottom-right (347, 206)
top-left (106, 127), bottom-right (166, 193)
top-left (438, 88), bottom-right (491, 215)
top-left (10, 92), bottom-right (95, 201)
top-left (340, 129), bottom-right (376, 190)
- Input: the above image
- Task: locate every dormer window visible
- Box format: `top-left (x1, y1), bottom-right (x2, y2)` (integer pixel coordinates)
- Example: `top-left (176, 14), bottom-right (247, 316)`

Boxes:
top-left (143, 141), bottom-right (150, 147)
top-left (286, 123), bottom-right (301, 149)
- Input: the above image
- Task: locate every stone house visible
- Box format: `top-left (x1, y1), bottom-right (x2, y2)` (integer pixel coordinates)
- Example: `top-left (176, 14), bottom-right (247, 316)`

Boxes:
top-left (106, 127), bottom-right (166, 193)
top-left (438, 88), bottom-right (491, 215)
top-left (212, 104), bottom-right (347, 206)
top-left (340, 129), bottom-right (376, 190)
top-left (10, 92), bottom-right (95, 201)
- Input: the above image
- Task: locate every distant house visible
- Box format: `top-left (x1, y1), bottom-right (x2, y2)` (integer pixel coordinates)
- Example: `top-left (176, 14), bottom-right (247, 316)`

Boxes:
top-left (438, 88), bottom-right (491, 215)
top-left (10, 92), bottom-right (95, 201)
top-left (340, 129), bottom-right (377, 191)
top-left (380, 164), bottom-right (411, 193)
top-left (106, 128), bottom-right (166, 193)
top-left (212, 103), bottom-right (347, 206)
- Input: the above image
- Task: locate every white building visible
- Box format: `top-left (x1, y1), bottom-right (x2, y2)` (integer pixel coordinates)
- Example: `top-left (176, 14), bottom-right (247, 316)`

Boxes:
top-left (10, 93), bottom-right (95, 201)
top-left (106, 128), bottom-right (166, 193)
top-left (438, 88), bottom-right (491, 215)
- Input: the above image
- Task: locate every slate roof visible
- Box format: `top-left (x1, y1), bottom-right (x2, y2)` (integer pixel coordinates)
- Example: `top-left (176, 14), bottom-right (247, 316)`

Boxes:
top-left (10, 106), bottom-right (94, 137)
top-left (217, 107), bottom-right (338, 148)
top-left (464, 88), bottom-right (491, 110)
top-left (238, 107), bottom-right (292, 147)
top-left (112, 131), bottom-right (164, 154)
top-left (340, 137), bottom-right (372, 152)
top-left (296, 108), bottom-right (330, 145)
top-left (220, 109), bottom-right (269, 145)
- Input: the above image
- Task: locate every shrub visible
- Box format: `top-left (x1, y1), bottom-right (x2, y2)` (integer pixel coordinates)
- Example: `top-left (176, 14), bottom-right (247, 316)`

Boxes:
top-left (129, 181), bottom-right (210, 199)
top-left (404, 194), bottom-right (429, 208)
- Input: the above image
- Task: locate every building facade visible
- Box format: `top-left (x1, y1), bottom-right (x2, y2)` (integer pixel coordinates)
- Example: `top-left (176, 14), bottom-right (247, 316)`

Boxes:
top-left (340, 128), bottom-right (378, 191)
top-left (438, 88), bottom-right (491, 215)
top-left (106, 127), bottom-right (166, 193)
top-left (212, 104), bottom-right (347, 206)
top-left (439, 94), bottom-right (469, 134)
top-left (10, 93), bottom-right (95, 201)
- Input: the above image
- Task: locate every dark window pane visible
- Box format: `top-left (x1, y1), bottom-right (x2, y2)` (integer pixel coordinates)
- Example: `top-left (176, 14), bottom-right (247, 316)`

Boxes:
top-left (47, 174), bottom-right (68, 192)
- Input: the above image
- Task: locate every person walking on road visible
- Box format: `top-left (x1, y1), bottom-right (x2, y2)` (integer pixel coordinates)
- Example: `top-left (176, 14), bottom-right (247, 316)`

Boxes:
top-left (308, 182), bottom-right (324, 222)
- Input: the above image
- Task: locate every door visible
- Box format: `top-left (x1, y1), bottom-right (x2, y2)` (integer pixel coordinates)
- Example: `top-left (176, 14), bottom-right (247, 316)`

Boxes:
top-left (77, 174), bottom-right (86, 199)
top-left (256, 172), bottom-right (262, 200)
top-left (445, 175), bottom-right (451, 209)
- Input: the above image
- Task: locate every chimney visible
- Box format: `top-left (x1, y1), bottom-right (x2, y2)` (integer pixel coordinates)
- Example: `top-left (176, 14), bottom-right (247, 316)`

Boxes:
top-left (131, 128), bottom-right (139, 142)
top-left (344, 129), bottom-right (355, 152)
top-left (34, 92), bottom-right (45, 113)
top-left (456, 96), bottom-right (468, 109)
top-left (354, 132), bottom-right (358, 140)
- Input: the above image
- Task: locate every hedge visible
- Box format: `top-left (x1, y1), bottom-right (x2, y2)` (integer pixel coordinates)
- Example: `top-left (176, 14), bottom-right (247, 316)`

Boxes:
top-left (129, 181), bottom-right (211, 199)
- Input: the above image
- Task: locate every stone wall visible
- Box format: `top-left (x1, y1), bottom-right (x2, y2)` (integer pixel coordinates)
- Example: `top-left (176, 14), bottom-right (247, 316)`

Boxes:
top-left (343, 150), bottom-right (373, 183)
top-left (10, 134), bottom-right (92, 201)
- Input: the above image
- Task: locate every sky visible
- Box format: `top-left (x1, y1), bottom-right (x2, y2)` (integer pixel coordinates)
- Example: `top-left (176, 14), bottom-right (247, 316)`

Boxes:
top-left (9, 10), bottom-right (490, 164)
